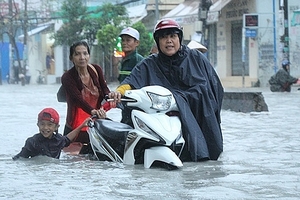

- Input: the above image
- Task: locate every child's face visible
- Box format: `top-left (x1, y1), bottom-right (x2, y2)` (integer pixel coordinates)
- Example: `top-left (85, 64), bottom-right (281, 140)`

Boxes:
top-left (121, 35), bottom-right (139, 54)
top-left (37, 120), bottom-right (60, 139)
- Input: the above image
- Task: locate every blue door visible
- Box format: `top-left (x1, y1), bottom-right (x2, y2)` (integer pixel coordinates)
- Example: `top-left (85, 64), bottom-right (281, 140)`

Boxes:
top-left (0, 42), bottom-right (10, 82)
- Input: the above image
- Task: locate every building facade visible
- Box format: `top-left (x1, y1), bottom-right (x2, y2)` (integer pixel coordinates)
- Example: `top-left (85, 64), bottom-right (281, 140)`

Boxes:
top-left (5, 0), bottom-right (299, 87)
top-left (159, 0), bottom-right (300, 87)
top-left (205, 0), bottom-right (300, 87)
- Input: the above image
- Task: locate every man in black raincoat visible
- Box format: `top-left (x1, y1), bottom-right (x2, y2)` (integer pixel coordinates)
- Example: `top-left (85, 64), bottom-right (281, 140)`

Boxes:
top-left (269, 60), bottom-right (299, 92)
top-left (109, 19), bottom-right (224, 161)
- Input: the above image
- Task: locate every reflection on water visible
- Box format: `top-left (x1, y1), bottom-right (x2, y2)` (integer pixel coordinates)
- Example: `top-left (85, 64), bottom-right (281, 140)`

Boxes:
top-left (0, 84), bottom-right (300, 199)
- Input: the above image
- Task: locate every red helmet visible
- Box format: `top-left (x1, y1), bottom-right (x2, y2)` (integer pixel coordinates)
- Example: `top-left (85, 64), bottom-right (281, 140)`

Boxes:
top-left (154, 18), bottom-right (182, 32)
top-left (153, 18), bottom-right (183, 44)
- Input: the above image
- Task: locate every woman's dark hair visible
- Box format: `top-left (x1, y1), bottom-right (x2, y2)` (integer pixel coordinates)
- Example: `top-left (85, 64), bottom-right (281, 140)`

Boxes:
top-left (69, 41), bottom-right (90, 59)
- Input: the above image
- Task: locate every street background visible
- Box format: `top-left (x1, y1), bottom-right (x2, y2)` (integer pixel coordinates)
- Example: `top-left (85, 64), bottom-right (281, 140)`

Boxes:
top-left (0, 83), bottom-right (299, 200)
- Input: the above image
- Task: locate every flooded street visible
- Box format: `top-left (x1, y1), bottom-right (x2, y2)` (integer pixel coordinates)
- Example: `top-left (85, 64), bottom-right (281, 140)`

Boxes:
top-left (0, 83), bottom-right (299, 200)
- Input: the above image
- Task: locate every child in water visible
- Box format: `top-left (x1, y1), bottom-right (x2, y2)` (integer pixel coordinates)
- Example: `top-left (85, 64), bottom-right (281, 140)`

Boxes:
top-left (13, 108), bottom-right (91, 160)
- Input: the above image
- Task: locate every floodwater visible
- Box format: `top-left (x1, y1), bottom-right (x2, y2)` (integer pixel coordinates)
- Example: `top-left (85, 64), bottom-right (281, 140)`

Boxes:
top-left (0, 83), bottom-right (299, 200)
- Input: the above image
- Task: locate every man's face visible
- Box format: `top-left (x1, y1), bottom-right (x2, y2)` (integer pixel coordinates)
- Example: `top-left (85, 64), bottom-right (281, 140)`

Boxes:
top-left (121, 35), bottom-right (139, 55)
top-left (158, 33), bottom-right (180, 56)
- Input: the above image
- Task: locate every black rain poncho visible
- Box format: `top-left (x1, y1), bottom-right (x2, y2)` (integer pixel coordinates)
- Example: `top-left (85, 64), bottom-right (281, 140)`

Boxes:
top-left (269, 68), bottom-right (298, 92)
top-left (122, 45), bottom-right (224, 161)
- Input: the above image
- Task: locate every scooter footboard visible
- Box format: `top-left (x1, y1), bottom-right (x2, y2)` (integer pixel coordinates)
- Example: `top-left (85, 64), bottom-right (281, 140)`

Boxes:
top-left (144, 146), bottom-right (183, 169)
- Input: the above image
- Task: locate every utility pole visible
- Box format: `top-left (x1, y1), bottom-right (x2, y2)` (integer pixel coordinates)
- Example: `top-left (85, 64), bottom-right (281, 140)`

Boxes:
top-left (199, 0), bottom-right (212, 45)
top-left (155, 0), bottom-right (159, 22)
top-left (272, 0), bottom-right (278, 73)
top-left (280, 0), bottom-right (289, 61)
top-left (23, 0), bottom-right (28, 61)
top-left (9, 0), bottom-right (13, 84)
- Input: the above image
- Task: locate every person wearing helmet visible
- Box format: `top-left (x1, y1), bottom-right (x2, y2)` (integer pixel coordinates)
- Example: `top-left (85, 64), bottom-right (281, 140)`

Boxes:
top-left (268, 60), bottom-right (299, 92)
top-left (109, 19), bottom-right (224, 162)
top-left (12, 108), bottom-right (91, 160)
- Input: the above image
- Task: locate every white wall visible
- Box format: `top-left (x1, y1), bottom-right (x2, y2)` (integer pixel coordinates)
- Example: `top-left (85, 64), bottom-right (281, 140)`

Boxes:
top-left (27, 34), bottom-right (46, 84)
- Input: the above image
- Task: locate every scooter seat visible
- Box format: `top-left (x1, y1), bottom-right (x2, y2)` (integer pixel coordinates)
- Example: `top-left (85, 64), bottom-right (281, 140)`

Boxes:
top-left (94, 119), bottom-right (133, 140)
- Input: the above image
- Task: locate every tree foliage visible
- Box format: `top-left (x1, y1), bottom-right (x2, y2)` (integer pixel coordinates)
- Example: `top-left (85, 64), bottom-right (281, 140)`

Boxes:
top-left (96, 3), bottom-right (129, 51)
top-left (51, 1), bottom-right (153, 81)
top-left (97, 24), bottom-right (120, 52)
top-left (131, 21), bottom-right (153, 57)
top-left (52, 0), bottom-right (87, 46)
top-left (52, 1), bottom-right (152, 56)
top-left (52, 1), bottom-right (129, 48)
top-left (97, 4), bottom-right (153, 56)
top-left (94, 3), bottom-right (129, 26)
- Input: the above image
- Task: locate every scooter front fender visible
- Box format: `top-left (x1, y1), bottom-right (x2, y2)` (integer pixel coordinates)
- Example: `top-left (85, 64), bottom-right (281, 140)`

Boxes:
top-left (144, 146), bottom-right (183, 169)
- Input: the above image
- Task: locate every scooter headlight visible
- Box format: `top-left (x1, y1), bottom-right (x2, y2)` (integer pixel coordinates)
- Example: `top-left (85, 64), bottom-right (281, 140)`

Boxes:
top-left (147, 92), bottom-right (172, 111)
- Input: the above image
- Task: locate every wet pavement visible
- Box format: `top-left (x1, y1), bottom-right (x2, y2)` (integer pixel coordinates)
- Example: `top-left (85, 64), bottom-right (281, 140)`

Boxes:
top-left (0, 83), bottom-right (299, 200)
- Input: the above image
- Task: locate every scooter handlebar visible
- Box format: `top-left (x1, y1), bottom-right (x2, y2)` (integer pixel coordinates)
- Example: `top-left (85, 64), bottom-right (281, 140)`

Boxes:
top-left (87, 114), bottom-right (99, 128)
top-left (105, 95), bottom-right (136, 102)
top-left (91, 114), bottom-right (98, 119)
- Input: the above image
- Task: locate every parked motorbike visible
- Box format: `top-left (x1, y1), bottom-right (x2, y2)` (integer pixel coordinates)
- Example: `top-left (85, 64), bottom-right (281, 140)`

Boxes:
top-left (87, 85), bottom-right (185, 169)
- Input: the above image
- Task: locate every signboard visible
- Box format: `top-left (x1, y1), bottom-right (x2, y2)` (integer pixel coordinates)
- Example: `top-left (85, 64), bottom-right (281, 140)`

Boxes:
top-left (207, 11), bottom-right (219, 24)
top-left (243, 14), bottom-right (259, 28)
top-left (292, 9), bottom-right (300, 26)
top-left (245, 29), bottom-right (257, 38)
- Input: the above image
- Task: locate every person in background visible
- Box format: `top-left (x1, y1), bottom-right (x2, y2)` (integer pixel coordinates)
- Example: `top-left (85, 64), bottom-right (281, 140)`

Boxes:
top-left (24, 62), bottom-right (31, 84)
top-left (13, 108), bottom-right (91, 160)
top-left (6, 72), bottom-right (10, 84)
top-left (117, 27), bottom-right (144, 125)
top-left (61, 41), bottom-right (112, 154)
top-left (13, 63), bottom-right (19, 84)
top-left (118, 27), bottom-right (144, 83)
top-left (46, 52), bottom-right (52, 74)
top-left (269, 60), bottom-right (300, 92)
top-left (109, 18), bottom-right (224, 162)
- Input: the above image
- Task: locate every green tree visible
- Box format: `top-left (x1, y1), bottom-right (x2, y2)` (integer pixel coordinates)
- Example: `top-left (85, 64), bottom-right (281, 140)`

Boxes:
top-left (0, 0), bottom-right (57, 85)
top-left (52, 1), bottom-right (129, 48)
top-left (94, 3), bottom-right (130, 81)
top-left (52, 0), bottom-right (87, 46)
top-left (51, 2), bottom-right (152, 81)
top-left (94, 3), bottom-right (129, 27)
top-left (95, 3), bottom-right (129, 50)
top-left (131, 21), bottom-right (153, 57)
top-left (96, 20), bottom-right (153, 81)
top-left (51, 2), bottom-right (130, 81)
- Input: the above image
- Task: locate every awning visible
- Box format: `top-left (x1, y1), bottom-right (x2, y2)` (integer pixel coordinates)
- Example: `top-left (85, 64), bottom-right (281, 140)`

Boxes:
top-left (127, 4), bottom-right (147, 24)
top-left (18, 25), bottom-right (51, 39)
top-left (207, 0), bottom-right (232, 24)
top-left (162, 1), bottom-right (199, 25)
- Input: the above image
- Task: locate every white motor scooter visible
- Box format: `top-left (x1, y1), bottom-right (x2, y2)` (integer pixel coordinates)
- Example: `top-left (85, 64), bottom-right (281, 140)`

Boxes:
top-left (87, 85), bottom-right (185, 169)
